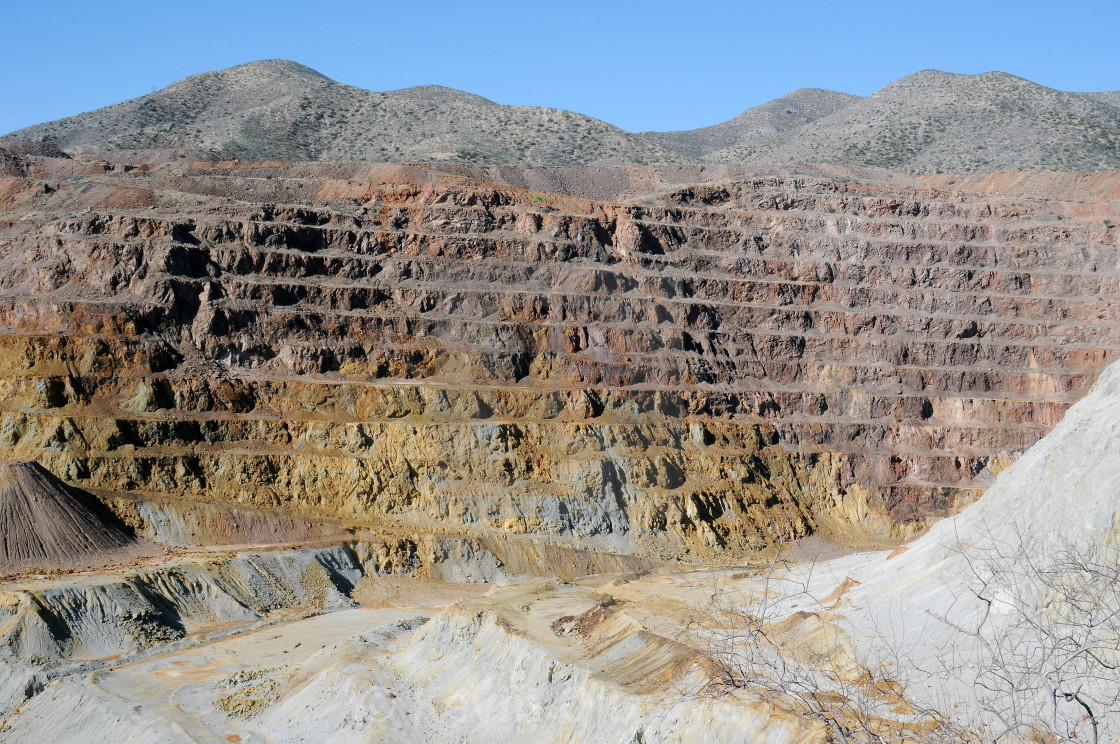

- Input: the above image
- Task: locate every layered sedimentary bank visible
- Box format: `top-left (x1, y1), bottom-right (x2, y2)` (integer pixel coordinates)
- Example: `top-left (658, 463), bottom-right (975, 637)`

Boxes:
top-left (0, 154), bottom-right (1117, 556)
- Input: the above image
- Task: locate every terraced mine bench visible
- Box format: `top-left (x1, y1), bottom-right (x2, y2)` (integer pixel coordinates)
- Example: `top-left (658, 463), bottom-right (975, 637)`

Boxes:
top-left (0, 156), bottom-right (1117, 557)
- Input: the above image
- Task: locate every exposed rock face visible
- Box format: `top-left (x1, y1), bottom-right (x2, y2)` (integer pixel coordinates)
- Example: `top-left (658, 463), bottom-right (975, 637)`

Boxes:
top-left (0, 158), bottom-right (1117, 555)
top-left (3, 361), bottom-right (1120, 743)
top-left (0, 460), bottom-right (146, 572)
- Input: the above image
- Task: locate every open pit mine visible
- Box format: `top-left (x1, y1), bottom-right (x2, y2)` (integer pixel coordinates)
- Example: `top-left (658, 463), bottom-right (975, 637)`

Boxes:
top-left (0, 146), bottom-right (1119, 743)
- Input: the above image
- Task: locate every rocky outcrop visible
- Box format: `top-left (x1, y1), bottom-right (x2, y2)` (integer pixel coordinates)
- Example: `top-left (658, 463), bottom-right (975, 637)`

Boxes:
top-left (0, 148), bottom-right (24, 177)
top-left (0, 140), bottom-right (70, 160)
top-left (0, 159), bottom-right (1116, 555)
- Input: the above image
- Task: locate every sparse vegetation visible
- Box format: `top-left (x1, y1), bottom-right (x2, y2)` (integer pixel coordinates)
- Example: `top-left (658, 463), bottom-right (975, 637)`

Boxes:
top-left (689, 534), bottom-right (1120, 744)
top-left (6, 61), bottom-right (1120, 172)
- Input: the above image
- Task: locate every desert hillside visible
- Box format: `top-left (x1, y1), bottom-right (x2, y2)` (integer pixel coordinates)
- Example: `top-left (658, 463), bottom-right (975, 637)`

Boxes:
top-left (6, 60), bottom-right (1120, 172)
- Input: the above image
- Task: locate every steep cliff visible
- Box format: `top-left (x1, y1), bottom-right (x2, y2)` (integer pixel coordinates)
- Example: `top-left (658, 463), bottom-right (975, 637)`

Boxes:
top-left (0, 155), bottom-right (1117, 556)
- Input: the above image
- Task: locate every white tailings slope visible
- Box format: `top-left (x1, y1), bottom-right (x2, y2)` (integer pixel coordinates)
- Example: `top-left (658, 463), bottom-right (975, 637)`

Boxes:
top-left (745, 358), bottom-right (1120, 736)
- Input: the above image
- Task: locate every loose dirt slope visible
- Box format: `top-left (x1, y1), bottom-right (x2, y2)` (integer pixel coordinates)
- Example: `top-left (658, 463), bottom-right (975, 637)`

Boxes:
top-left (0, 460), bottom-right (148, 572)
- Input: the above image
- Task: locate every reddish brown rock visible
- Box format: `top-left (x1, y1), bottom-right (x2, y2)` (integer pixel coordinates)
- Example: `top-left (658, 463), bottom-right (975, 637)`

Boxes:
top-left (0, 159), bottom-right (1116, 555)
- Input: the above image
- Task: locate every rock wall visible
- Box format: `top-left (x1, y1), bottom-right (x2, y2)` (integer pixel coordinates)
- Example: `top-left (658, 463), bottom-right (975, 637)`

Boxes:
top-left (0, 158), bottom-right (1117, 554)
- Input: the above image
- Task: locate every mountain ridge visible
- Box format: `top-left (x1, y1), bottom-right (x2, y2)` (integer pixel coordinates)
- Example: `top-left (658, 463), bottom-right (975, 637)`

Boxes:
top-left (6, 59), bottom-right (1120, 172)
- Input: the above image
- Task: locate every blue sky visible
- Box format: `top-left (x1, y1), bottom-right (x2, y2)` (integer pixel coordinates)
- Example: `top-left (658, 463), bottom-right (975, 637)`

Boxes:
top-left (3, 0), bottom-right (1118, 136)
